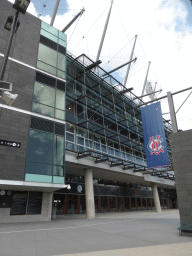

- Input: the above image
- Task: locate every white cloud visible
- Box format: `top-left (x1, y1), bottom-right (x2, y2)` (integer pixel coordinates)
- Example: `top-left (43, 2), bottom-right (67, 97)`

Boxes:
top-left (8, 0), bottom-right (192, 131)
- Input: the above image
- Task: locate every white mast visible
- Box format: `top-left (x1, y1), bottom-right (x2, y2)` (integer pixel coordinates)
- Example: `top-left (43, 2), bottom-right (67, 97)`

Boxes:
top-left (96, 0), bottom-right (114, 62)
top-left (141, 61), bottom-right (151, 98)
top-left (50, 0), bottom-right (60, 26)
top-left (124, 35), bottom-right (138, 86)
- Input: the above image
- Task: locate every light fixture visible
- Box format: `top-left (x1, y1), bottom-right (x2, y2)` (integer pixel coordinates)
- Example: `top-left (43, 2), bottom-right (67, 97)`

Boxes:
top-left (4, 16), bottom-right (20, 32)
top-left (13, 0), bottom-right (31, 15)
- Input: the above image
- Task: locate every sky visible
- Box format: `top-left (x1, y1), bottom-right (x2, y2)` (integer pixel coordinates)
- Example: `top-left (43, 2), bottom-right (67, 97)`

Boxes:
top-left (7, 0), bottom-right (192, 131)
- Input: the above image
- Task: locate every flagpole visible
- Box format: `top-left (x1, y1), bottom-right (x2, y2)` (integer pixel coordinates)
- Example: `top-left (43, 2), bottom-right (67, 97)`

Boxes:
top-left (141, 61), bottom-right (151, 98)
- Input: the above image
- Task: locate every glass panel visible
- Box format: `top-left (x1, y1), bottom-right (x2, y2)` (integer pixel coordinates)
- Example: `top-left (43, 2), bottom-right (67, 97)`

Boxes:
top-left (58, 38), bottom-right (66, 46)
top-left (85, 139), bottom-right (92, 148)
top-left (40, 29), bottom-right (58, 43)
top-left (25, 162), bottom-right (52, 175)
top-left (56, 90), bottom-right (65, 110)
top-left (25, 173), bottom-right (52, 183)
top-left (33, 82), bottom-right (55, 107)
top-left (77, 136), bottom-right (84, 145)
top-left (32, 102), bottom-right (54, 117)
top-left (53, 165), bottom-right (64, 176)
top-left (59, 31), bottom-right (67, 41)
top-left (53, 176), bottom-right (64, 184)
top-left (53, 135), bottom-right (64, 166)
top-left (66, 141), bottom-right (74, 151)
top-left (66, 132), bottom-right (74, 142)
top-left (55, 109), bottom-right (65, 120)
top-left (37, 61), bottom-right (56, 75)
top-left (26, 130), bottom-right (53, 164)
top-left (41, 21), bottom-right (58, 36)
top-left (57, 69), bottom-right (66, 79)
top-left (38, 43), bottom-right (57, 67)
top-left (57, 53), bottom-right (66, 71)
top-left (66, 124), bottom-right (74, 133)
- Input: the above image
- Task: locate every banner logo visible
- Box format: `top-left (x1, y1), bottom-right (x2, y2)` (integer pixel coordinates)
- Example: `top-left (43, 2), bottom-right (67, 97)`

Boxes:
top-left (148, 135), bottom-right (164, 155)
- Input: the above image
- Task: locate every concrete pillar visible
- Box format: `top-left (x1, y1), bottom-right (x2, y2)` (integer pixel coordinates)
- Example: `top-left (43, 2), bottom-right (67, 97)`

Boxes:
top-left (151, 183), bottom-right (162, 213)
top-left (84, 169), bottom-right (95, 219)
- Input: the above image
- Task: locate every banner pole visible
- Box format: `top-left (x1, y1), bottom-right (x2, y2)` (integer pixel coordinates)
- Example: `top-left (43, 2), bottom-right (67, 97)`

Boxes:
top-left (167, 91), bottom-right (178, 133)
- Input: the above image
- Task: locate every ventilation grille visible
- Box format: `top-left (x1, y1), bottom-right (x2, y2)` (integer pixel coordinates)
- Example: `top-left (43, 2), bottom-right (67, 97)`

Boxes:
top-left (40, 35), bottom-right (57, 51)
top-left (58, 45), bottom-right (66, 55)
top-left (55, 123), bottom-right (65, 135)
top-left (31, 117), bottom-right (54, 133)
top-left (36, 71), bottom-right (56, 87)
top-left (57, 80), bottom-right (65, 91)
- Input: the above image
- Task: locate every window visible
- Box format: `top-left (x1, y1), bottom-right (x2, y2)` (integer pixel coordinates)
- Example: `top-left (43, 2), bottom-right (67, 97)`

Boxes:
top-left (38, 43), bottom-right (57, 67)
top-left (26, 130), bottom-right (53, 164)
top-left (10, 191), bottom-right (43, 215)
top-left (32, 74), bottom-right (65, 120)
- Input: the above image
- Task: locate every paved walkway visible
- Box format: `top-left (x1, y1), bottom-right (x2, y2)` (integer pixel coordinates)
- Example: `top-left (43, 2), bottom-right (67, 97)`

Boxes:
top-left (0, 210), bottom-right (191, 256)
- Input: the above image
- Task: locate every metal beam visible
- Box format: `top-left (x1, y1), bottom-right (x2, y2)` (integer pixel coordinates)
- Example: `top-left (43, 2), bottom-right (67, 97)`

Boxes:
top-left (138, 86), bottom-right (192, 107)
top-left (110, 162), bottom-right (123, 167)
top-left (62, 8), bottom-right (85, 32)
top-left (95, 158), bottom-right (108, 163)
top-left (102, 58), bottom-right (137, 77)
top-left (123, 165), bottom-right (135, 170)
top-left (176, 90), bottom-right (192, 114)
top-left (133, 89), bottom-right (162, 100)
top-left (77, 153), bottom-right (91, 159)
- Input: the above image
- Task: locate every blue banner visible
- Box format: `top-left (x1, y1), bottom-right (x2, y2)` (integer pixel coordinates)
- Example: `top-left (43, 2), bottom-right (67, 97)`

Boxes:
top-left (141, 102), bottom-right (170, 168)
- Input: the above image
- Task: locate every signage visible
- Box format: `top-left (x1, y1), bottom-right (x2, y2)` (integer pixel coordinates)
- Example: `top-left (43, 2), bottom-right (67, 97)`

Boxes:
top-left (141, 102), bottom-right (170, 168)
top-left (10, 193), bottom-right (28, 215)
top-left (77, 185), bottom-right (82, 193)
top-left (0, 139), bottom-right (21, 148)
top-left (27, 192), bottom-right (43, 215)
top-left (0, 190), bottom-right (11, 208)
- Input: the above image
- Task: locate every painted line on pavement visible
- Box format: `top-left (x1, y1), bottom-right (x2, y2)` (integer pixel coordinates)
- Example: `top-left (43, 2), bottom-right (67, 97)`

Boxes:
top-left (0, 219), bottom-right (133, 235)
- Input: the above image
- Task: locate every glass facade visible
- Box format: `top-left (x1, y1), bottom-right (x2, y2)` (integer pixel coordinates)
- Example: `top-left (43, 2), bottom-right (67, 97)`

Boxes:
top-left (64, 53), bottom-right (172, 172)
top-left (25, 21), bottom-right (66, 184)
top-left (37, 21), bottom-right (66, 79)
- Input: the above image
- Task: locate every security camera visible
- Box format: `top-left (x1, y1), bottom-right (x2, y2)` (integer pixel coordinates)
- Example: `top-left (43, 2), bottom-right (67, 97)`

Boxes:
top-left (0, 81), bottom-right (12, 91)
top-left (1, 91), bottom-right (18, 106)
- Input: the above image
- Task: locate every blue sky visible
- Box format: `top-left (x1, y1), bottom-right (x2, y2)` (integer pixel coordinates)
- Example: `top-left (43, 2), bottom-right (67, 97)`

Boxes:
top-left (31, 0), bottom-right (69, 17)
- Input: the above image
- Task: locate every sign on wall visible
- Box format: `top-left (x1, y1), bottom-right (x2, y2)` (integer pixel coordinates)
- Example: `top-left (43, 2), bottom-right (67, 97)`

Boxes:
top-left (141, 102), bottom-right (170, 168)
top-left (0, 139), bottom-right (21, 148)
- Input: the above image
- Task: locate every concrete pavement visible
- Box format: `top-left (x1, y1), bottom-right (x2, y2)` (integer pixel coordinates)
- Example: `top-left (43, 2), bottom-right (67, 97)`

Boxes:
top-left (0, 210), bottom-right (191, 256)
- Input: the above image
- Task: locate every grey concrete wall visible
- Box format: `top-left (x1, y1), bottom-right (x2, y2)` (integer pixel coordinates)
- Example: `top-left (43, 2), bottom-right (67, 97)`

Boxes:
top-left (0, 192), bottom-right (53, 223)
top-left (0, 1), bottom-right (41, 181)
top-left (169, 130), bottom-right (192, 222)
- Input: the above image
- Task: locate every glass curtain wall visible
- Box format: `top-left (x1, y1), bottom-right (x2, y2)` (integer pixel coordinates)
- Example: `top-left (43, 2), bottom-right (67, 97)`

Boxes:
top-left (24, 21), bottom-right (67, 184)
top-left (65, 54), bottom-right (147, 167)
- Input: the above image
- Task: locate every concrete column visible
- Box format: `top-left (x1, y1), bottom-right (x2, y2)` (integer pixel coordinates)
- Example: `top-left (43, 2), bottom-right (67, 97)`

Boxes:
top-left (84, 169), bottom-right (95, 219)
top-left (151, 183), bottom-right (162, 213)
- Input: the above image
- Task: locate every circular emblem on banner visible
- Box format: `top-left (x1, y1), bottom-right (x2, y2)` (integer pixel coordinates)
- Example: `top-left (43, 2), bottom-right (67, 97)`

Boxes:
top-left (77, 185), bottom-right (82, 193)
top-left (0, 190), bottom-right (5, 196)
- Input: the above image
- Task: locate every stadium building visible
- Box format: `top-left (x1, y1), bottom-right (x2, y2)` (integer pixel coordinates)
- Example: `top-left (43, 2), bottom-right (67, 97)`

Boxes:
top-left (0, 0), bottom-right (177, 223)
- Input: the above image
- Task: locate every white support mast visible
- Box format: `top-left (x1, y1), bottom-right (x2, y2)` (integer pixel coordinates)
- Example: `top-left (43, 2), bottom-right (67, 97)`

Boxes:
top-left (96, 0), bottom-right (114, 62)
top-left (141, 61), bottom-right (151, 97)
top-left (50, 0), bottom-right (60, 26)
top-left (124, 35), bottom-right (138, 86)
